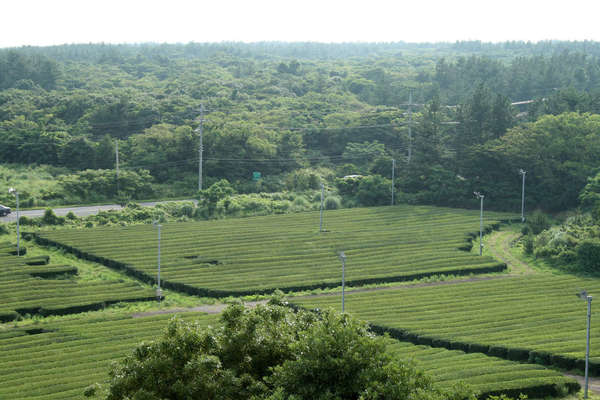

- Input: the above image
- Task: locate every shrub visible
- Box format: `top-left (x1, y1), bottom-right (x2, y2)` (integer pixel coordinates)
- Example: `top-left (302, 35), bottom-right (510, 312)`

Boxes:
top-left (356, 175), bottom-right (391, 206)
top-left (576, 240), bottom-right (600, 270)
top-left (41, 209), bottom-right (65, 225)
top-left (324, 195), bottom-right (341, 210)
top-left (523, 234), bottom-right (534, 255)
top-left (527, 211), bottom-right (550, 234)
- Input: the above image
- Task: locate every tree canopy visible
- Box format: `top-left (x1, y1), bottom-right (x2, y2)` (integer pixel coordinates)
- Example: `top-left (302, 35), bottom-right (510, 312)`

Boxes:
top-left (89, 300), bottom-right (473, 400)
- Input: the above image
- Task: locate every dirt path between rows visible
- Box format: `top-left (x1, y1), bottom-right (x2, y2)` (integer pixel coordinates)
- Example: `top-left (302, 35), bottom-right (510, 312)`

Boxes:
top-left (485, 230), bottom-right (535, 275)
top-left (132, 300), bottom-right (268, 318)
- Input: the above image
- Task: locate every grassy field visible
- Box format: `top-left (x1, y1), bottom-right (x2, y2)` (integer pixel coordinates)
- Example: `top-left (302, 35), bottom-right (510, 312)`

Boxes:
top-left (30, 205), bottom-right (512, 297)
top-left (0, 307), bottom-right (578, 400)
top-left (0, 242), bottom-right (157, 322)
top-left (292, 274), bottom-right (600, 375)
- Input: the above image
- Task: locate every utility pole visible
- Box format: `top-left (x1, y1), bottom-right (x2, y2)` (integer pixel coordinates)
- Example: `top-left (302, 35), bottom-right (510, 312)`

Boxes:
top-left (519, 169), bottom-right (526, 222)
top-left (585, 295), bottom-right (592, 399)
top-left (391, 159), bottom-right (396, 206)
top-left (9, 188), bottom-right (19, 256)
top-left (319, 183), bottom-right (325, 232)
top-left (339, 252), bottom-right (346, 312)
top-left (407, 91), bottom-right (413, 164)
top-left (153, 220), bottom-right (162, 301)
top-left (577, 290), bottom-right (593, 399)
top-left (196, 104), bottom-right (204, 192)
top-left (115, 140), bottom-right (120, 195)
top-left (474, 192), bottom-right (485, 256)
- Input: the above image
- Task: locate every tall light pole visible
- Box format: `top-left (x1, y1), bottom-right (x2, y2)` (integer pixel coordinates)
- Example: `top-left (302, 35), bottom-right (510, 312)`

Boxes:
top-left (196, 104), bottom-right (204, 192)
top-left (339, 252), bottom-right (346, 313)
top-left (153, 220), bottom-right (162, 301)
top-left (474, 192), bottom-right (485, 256)
top-left (319, 183), bottom-right (325, 232)
top-left (391, 158), bottom-right (396, 206)
top-left (8, 188), bottom-right (19, 256)
top-left (578, 290), bottom-right (593, 399)
top-left (519, 169), bottom-right (526, 223)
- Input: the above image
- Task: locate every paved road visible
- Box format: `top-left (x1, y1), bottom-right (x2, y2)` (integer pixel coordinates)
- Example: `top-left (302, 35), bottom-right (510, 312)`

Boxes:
top-left (0, 199), bottom-right (197, 223)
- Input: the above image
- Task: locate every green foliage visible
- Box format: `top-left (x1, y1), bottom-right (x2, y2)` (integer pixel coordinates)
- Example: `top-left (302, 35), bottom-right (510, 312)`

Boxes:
top-left (284, 169), bottom-right (320, 191)
top-left (523, 234), bottom-right (534, 255)
top-left (59, 169), bottom-right (154, 203)
top-left (579, 171), bottom-right (600, 210)
top-left (41, 209), bottom-right (65, 225)
top-left (102, 302), bottom-right (470, 400)
top-left (2, 43), bottom-right (600, 212)
top-left (198, 179), bottom-right (236, 217)
top-left (576, 239), bottom-right (600, 270)
top-left (527, 211), bottom-right (550, 235)
top-left (356, 175), bottom-right (391, 206)
top-left (324, 195), bottom-right (341, 210)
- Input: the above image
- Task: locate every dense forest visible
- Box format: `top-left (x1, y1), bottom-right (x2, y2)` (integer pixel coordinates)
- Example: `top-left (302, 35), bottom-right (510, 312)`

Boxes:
top-left (2, 41), bottom-right (600, 213)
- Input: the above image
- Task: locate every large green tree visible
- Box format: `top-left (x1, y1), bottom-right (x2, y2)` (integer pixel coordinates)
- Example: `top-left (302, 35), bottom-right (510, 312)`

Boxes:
top-left (92, 300), bottom-right (472, 400)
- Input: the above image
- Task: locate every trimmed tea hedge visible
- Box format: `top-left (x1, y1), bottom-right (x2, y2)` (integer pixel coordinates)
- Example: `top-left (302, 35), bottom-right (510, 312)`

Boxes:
top-left (0, 310), bottom-right (577, 400)
top-left (31, 205), bottom-right (511, 297)
top-left (0, 242), bottom-right (156, 322)
top-left (293, 274), bottom-right (600, 375)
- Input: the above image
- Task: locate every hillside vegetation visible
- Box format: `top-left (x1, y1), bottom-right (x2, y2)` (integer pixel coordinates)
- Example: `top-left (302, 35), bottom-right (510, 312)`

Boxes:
top-left (2, 42), bottom-right (600, 212)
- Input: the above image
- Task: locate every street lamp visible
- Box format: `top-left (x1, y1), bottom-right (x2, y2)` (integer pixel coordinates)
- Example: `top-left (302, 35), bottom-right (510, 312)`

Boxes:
top-left (519, 169), bottom-right (526, 223)
top-left (339, 252), bottom-right (346, 312)
top-left (8, 188), bottom-right (19, 256)
top-left (319, 183), bottom-right (325, 232)
top-left (153, 220), bottom-right (162, 301)
top-left (577, 290), bottom-right (593, 399)
top-left (474, 192), bottom-right (485, 256)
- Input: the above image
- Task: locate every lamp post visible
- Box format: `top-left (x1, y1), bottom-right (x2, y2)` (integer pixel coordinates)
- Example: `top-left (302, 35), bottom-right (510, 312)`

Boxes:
top-left (319, 183), bottom-right (325, 232)
top-left (519, 169), bottom-right (526, 223)
top-left (153, 220), bottom-right (162, 301)
top-left (8, 188), bottom-right (19, 256)
top-left (474, 192), bottom-right (484, 256)
top-left (577, 290), bottom-right (593, 399)
top-left (391, 158), bottom-right (396, 206)
top-left (339, 252), bottom-right (346, 312)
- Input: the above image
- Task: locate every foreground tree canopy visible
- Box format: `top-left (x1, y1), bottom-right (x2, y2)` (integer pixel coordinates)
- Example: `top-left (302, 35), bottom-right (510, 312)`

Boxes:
top-left (89, 299), bottom-right (473, 400)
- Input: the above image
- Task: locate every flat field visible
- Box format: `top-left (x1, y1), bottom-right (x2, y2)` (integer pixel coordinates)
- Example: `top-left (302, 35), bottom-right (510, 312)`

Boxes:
top-left (0, 309), bottom-right (577, 400)
top-left (293, 274), bottom-right (600, 374)
top-left (31, 205), bottom-right (511, 296)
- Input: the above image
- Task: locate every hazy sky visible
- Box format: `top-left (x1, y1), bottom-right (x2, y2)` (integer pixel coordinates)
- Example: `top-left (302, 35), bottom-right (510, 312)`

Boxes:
top-left (2, 0), bottom-right (600, 48)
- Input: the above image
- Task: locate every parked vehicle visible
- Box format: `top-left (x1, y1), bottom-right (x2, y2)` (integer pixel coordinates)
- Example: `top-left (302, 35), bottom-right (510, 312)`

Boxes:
top-left (0, 205), bottom-right (11, 216)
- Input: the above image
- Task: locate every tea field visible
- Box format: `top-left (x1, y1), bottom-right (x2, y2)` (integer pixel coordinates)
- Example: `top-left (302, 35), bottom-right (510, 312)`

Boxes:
top-left (293, 274), bottom-right (600, 374)
top-left (0, 308), bottom-right (578, 400)
top-left (0, 243), bottom-right (156, 322)
top-left (30, 205), bottom-right (512, 297)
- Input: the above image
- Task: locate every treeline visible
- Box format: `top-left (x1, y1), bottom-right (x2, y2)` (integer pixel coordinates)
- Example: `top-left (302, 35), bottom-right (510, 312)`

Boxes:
top-left (2, 42), bottom-right (600, 212)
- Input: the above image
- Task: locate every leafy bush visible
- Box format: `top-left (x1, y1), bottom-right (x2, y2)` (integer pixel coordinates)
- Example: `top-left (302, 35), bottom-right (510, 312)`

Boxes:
top-left (356, 175), bottom-right (391, 206)
top-left (41, 209), bottom-right (65, 225)
top-left (284, 169), bottom-right (320, 191)
top-left (59, 169), bottom-right (155, 202)
top-left (527, 211), bottom-right (550, 234)
top-left (523, 234), bottom-right (534, 255)
top-left (324, 195), bottom-right (341, 210)
top-left (576, 240), bottom-right (600, 270)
